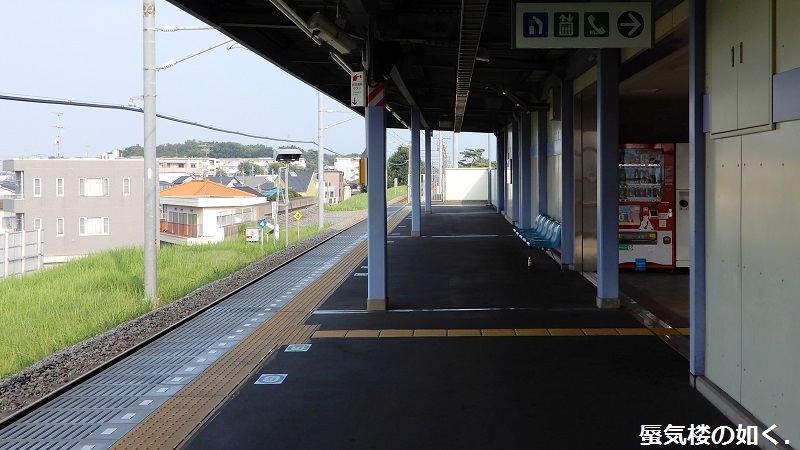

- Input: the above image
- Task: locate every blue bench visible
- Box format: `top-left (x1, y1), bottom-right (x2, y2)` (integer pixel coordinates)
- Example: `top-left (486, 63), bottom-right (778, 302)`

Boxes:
top-left (514, 215), bottom-right (562, 266)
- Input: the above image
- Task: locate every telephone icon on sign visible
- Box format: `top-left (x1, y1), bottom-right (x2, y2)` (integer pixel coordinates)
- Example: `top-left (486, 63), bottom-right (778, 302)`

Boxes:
top-left (588, 16), bottom-right (605, 35)
top-left (584, 12), bottom-right (609, 37)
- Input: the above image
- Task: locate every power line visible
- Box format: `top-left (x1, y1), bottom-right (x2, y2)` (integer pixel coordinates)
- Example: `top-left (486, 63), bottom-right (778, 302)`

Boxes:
top-left (0, 93), bottom-right (352, 155)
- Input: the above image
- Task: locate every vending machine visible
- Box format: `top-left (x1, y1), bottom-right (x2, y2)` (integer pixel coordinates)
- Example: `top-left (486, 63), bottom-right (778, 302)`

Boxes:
top-left (618, 143), bottom-right (676, 269)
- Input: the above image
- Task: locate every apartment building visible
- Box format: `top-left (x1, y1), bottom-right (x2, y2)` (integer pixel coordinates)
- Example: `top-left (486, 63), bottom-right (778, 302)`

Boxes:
top-left (1, 158), bottom-right (145, 264)
top-left (334, 157), bottom-right (360, 183)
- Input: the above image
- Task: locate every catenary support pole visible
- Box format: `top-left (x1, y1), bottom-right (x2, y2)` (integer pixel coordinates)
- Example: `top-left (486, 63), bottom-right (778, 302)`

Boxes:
top-left (143, 0), bottom-right (159, 306)
top-left (596, 48), bottom-right (620, 309)
top-left (318, 92), bottom-right (325, 228)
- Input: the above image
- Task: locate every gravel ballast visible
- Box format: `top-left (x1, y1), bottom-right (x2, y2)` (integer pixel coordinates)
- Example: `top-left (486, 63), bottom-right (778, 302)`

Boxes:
top-left (0, 207), bottom-right (370, 419)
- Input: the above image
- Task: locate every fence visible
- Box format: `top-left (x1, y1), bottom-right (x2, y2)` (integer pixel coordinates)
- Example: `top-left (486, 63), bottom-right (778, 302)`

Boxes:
top-left (0, 229), bottom-right (44, 278)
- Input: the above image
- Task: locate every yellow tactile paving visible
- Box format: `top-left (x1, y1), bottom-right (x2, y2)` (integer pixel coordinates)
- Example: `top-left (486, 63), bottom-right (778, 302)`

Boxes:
top-left (309, 328), bottom-right (679, 338)
top-left (313, 330), bottom-right (347, 338)
top-left (380, 329), bottom-right (415, 337)
top-left (447, 329), bottom-right (482, 336)
top-left (515, 328), bottom-right (550, 336)
top-left (481, 329), bottom-right (516, 336)
top-left (583, 328), bottom-right (620, 336)
top-left (548, 328), bottom-right (585, 336)
top-left (616, 328), bottom-right (654, 335)
top-left (413, 329), bottom-right (448, 337)
top-left (651, 327), bottom-right (681, 336)
top-left (345, 329), bottom-right (381, 338)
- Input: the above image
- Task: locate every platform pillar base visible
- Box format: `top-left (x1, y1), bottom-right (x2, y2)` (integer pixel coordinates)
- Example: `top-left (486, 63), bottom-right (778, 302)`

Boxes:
top-left (596, 297), bottom-right (620, 309)
top-left (411, 230), bottom-right (422, 237)
top-left (367, 299), bottom-right (388, 311)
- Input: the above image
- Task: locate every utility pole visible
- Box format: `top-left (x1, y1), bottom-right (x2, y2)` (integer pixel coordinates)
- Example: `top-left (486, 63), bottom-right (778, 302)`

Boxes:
top-left (143, 0), bottom-right (159, 306)
top-left (52, 112), bottom-right (64, 158)
top-left (318, 92), bottom-right (324, 228)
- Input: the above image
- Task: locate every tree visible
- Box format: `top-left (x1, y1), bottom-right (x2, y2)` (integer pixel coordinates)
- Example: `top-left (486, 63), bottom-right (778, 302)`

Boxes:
top-left (387, 145), bottom-right (409, 187)
top-left (459, 148), bottom-right (489, 167)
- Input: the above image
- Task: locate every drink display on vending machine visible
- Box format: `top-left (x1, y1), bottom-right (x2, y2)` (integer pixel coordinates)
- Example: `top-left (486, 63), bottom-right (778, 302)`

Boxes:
top-left (618, 143), bottom-right (676, 269)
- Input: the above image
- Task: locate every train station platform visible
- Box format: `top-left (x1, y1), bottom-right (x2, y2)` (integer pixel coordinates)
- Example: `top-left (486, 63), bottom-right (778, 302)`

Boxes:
top-left (162, 203), bottom-right (733, 449)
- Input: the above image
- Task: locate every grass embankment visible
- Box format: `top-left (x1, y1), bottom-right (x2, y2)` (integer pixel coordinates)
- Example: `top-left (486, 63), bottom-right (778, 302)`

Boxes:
top-left (0, 224), bottom-right (321, 378)
top-left (326, 185), bottom-right (407, 211)
top-left (0, 186), bottom-right (408, 379)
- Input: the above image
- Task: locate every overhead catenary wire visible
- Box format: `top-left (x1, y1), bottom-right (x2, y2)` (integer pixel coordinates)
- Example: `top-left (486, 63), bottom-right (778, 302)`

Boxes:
top-left (0, 92), bottom-right (352, 156)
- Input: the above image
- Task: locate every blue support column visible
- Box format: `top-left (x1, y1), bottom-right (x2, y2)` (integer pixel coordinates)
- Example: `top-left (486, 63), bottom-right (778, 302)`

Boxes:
top-left (511, 121), bottom-right (521, 224)
top-left (536, 111), bottom-right (548, 215)
top-left (495, 132), bottom-right (505, 213)
top-left (366, 102), bottom-right (388, 310)
top-left (424, 130), bottom-right (432, 213)
top-left (560, 80), bottom-right (575, 268)
top-left (518, 116), bottom-right (532, 228)
top-left (689, 0), bottom-right (707, 376)
top-left (596, 48), bottom-right (620, 309)
top-left (410, 110), bottom-right (422, 237)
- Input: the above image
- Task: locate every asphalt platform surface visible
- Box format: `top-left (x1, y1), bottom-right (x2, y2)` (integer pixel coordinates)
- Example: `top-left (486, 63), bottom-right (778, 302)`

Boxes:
top-left (185, 204), bottom-right (735, 449)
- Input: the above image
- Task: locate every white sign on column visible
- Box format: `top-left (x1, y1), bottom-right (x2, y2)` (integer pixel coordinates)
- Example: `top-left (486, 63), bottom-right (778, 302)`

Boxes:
top-left (351, 71), bottom-right (365, 107)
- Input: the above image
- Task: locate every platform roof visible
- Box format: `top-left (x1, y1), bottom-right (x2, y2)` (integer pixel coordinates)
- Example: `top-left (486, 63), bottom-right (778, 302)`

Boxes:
top-left (166, 0), bottom-right (687, 134)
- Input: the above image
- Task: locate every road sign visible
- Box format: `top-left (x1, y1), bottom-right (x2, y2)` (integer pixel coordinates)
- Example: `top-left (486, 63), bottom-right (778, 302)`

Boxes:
top-left (293, 212), bottom-right (303, 221)
top-left (514, 2), bottom-right (651, 49)
top-left (351, 71), bottom-right (365, 107)
top-left (258, 218), bottom-right (267, 228)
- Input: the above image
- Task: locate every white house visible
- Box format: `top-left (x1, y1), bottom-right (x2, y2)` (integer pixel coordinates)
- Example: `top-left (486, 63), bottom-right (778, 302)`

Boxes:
top-left (159, 179), bottom-right (268, 245)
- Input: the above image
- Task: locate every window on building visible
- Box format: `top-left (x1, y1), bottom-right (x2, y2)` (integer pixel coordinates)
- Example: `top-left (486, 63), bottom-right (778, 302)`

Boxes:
top-left (56, 178), bottom-right (64, 196)
top-left (33, 218), bottom-right (42, 230)
top-left (33, 178), bottom-right (42, 197)
top-left (123, 177), bottom-right (131, 196)
top-left (79, 217), bottom-right (110, 235)
top-left (57, 218), bottom-right (65, 236)
top-left (79, 178), bottom-right (109, 196)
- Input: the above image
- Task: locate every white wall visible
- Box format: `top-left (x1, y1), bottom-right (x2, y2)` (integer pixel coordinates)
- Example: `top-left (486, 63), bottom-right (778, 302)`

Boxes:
top-left (704, 1), bottom-right (800, 442)
top-left (444, 168), bottom-right (487, 201)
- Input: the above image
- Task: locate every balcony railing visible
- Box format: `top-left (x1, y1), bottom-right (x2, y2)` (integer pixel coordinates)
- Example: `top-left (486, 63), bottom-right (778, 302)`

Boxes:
top-left (160, 220), bottom-right (202, 238)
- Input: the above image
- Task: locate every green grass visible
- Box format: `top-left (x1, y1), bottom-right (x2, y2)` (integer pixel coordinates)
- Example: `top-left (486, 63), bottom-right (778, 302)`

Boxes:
top-left (0, 224), bottom-right (323, 379)
top-left (326, 185), bottom-right (407, 211)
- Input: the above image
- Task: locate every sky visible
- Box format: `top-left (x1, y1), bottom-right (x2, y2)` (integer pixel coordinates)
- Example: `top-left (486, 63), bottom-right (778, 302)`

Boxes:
top-left (1, 1), bottom-right (494, 164)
